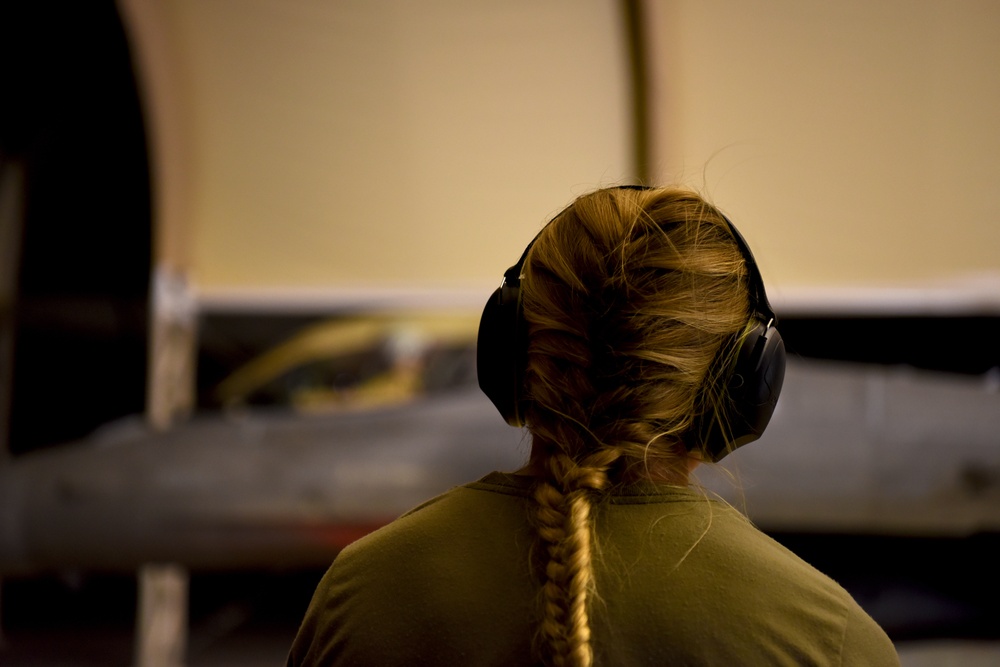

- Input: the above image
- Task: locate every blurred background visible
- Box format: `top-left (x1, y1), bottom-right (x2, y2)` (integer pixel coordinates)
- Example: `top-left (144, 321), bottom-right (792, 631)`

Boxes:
top-left (1, 0), bottom-right (998, 665)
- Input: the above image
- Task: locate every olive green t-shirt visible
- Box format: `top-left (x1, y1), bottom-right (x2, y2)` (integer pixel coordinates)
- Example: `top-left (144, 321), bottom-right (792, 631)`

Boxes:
top-left (288, 472), bottom-right (899, 666)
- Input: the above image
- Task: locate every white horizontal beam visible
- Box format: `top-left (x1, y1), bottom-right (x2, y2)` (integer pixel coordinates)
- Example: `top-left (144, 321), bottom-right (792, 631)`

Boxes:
top-left (195, 274), bottom-right (1000, 317)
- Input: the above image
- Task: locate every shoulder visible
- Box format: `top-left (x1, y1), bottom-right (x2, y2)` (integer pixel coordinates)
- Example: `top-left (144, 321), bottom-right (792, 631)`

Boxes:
top-left (342, 474), bottom-right (530, 560)
top-left (594, 494), bottom-right (899, 665)
top-left (287, 477), bottom-right (537, 666)
top-left (839, 600), bottom-right (902, 666)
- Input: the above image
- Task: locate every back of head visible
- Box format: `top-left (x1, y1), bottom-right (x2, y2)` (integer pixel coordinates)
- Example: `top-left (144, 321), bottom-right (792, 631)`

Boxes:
top-left (517, 186), bottom-right (752, 667)
top-left (521, 186), bottom-right (751, 482)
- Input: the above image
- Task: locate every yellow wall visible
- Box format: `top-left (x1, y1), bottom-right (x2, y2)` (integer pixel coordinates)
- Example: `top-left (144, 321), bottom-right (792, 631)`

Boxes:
top-left (123, 0), bottom-right (1000, 312)
top-left (647, 0), bottom-right (1000, 308)
top-left (123, 0), bottom-right (632, 304)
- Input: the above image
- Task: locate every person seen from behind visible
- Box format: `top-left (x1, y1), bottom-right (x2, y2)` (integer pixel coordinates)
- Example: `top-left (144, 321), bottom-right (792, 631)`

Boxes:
top-left (287, 185), bottom-right (900, 666)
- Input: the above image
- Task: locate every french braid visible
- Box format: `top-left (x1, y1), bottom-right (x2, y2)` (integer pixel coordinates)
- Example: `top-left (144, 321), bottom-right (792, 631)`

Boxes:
top-left (519, 187), bottom-right (750, 666)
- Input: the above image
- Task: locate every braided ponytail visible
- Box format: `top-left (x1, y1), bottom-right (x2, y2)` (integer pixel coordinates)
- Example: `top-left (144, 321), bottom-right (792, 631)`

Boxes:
top-left (519, 187), bottom-right (750, 666)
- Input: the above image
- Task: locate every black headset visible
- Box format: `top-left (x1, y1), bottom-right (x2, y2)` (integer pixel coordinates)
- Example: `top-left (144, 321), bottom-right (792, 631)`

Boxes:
top-left (476, 186), bottom-right (786, 461)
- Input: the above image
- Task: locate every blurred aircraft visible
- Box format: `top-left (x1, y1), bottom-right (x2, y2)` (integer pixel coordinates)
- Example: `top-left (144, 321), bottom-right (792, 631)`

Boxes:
top-left (1, 313), bottom-right (998, 575)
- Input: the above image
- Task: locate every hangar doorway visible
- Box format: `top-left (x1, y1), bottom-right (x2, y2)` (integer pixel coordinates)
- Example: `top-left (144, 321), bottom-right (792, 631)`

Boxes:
top-left (0, 1), bottom-right (151, 457)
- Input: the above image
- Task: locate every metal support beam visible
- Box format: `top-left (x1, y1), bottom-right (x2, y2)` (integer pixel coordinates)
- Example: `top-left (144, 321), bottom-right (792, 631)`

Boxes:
top-left (136, 267), bottom-right (197, 666)
top-left (135, 563), bottom-right (188, 667)
top-left (147, 266), bottom-right (197, 432)
top-left (0, 159), bottom-right (23, 651)
top-left (0, 159), bottom-right (25, 463)
top-left (621, 0), bottom-right (651, 184)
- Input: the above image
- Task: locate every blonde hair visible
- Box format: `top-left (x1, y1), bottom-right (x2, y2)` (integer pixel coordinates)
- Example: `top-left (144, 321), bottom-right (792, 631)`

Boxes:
top-left (520, 186), bottom-right (750, 666)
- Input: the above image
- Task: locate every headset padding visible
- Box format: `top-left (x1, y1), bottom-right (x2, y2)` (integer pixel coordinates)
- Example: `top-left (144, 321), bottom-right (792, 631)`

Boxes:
top-left (477, 282), bottom-right (525, 426)
top-left (699, 320), bottom-right (786, 461)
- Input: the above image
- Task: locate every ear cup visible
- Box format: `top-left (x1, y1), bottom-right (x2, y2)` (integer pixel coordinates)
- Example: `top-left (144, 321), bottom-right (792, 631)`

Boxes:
top-left (700, 321), bottom-right (786, 461)
top-left (478, 186), bottom-right (646, 427)
top-left (477, 281), bottom-right (525, 426)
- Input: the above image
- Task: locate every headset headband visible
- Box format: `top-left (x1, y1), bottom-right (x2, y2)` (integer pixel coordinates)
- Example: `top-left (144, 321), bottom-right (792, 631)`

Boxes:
top-left (504, 186), bottom-right (776, 328)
